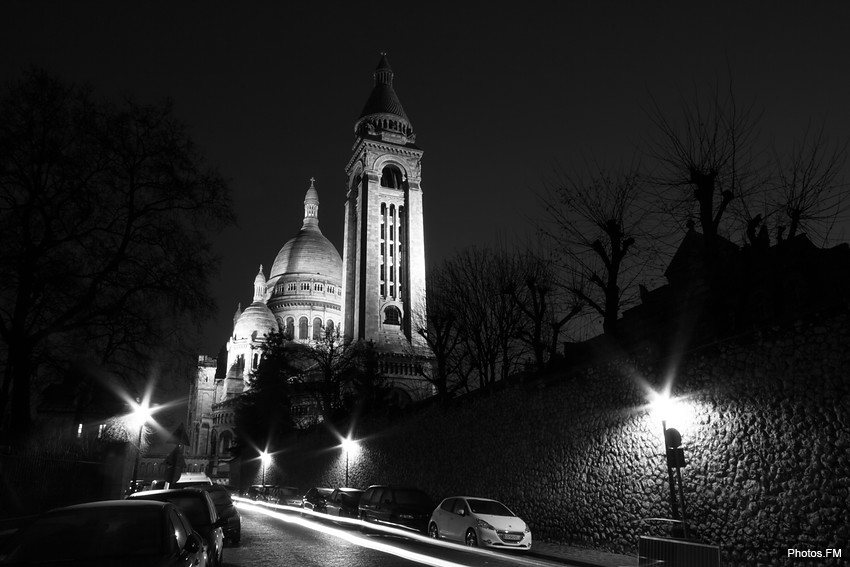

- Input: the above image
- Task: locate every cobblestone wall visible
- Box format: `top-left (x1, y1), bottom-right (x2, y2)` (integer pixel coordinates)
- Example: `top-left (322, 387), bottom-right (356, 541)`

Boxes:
top-left (271, 311), bottom-right (849, 566)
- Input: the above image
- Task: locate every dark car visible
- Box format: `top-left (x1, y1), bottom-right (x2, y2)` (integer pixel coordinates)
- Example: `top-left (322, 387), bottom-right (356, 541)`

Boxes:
top-left (0, 500), bottom-right (207, 567)
top-left (194, 484), bottom-right (241, 546)
top-left (267, 486), bottom-right (302, 507)
top-left (128, 488), bottom-right (224, 567)
top-left (301, 487), bottom-right (334, 514)
top-left (358, 485), bottom-right (434, 534)
top-left (324, 488), bottom-right (364, 520)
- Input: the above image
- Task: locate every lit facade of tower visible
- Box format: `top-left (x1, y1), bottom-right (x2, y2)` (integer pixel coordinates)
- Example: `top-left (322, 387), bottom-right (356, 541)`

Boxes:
top-left (343, 54), bottom-right (428, 362)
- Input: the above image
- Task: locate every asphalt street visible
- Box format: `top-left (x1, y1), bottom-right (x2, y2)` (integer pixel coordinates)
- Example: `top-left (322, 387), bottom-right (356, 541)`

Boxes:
top-left (224, 501), bottom-right (574, 567)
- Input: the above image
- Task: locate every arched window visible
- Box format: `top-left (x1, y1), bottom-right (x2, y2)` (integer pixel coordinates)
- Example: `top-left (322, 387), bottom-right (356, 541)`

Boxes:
top-left (299, 317), bottom-right (308, 340)
top-left (312, 317), bottom-right (322, 340)
top-left (252, 352), bottom-right (259, 370)
top-left (327, 320), bottom-right (335, 334)
top-left (384, 306), bottom-right (401, 325)
top-left (285, 317), bottom-right (294, 339)
top-left (380, 165), bottom-right (403, 188)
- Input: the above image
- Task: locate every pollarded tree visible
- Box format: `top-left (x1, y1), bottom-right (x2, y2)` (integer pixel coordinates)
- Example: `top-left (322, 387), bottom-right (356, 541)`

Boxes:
top-left (771, 125), bottom-right (848, 245)
top-left (540, 163), bottom-right (654, 335)
top-left (0, 69), bottom-right (234, 442)
top-left (645, 79), bottom-right (761, 254)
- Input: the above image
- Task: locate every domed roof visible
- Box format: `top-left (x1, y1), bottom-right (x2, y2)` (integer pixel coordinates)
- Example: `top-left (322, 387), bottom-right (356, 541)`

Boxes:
top-left (233, 301), bottom-right (277, 340)
top-left (233, 266), bottom-right (277, 340)
top-left (270, 179), bottom-right (342, 281)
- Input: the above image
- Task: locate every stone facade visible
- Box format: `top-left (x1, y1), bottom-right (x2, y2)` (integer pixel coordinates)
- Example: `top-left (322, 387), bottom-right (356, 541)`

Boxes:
top-left (264, 309), bottom-right (849, 566)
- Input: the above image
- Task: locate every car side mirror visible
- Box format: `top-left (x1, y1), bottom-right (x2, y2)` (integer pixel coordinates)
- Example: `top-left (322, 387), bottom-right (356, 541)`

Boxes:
top-left (456, 509), bottom-right (465, 516)
top-left (184, 533), bottom-right (203, 554)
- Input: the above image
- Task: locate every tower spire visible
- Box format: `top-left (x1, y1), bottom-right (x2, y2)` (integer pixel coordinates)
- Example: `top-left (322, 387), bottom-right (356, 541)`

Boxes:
top-left (354, 53), bottom-right (415, 143)
top-left (303, 177), bottom-right (320, 228)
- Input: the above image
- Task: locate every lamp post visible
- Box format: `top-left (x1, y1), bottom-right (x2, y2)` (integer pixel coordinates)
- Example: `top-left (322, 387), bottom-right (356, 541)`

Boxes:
top-left (651, 389), bottom-right (690, 539)
top-left (341, 437), bottom-right (356, 486)
top-left (260, 451), bottom-right (271, 486)
top-left (129, 400), bottom-right (152, 494)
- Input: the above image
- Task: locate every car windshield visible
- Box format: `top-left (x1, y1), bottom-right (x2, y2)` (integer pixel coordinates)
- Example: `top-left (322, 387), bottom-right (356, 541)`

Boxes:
top-left (6, 507), bottom-right (163, 561)
top-left (467, 499), bottom-right (514, 516)
top-left (393, 489), bottom-right (431, 508)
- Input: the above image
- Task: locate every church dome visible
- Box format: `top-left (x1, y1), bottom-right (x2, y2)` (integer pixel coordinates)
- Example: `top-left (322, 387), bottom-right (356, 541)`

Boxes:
top-left (232, 266), bottom-right (277, 340)
top-left (269, 180), bottom-right (342, 281)
top-left (233, 301), bottom-right (277, 340)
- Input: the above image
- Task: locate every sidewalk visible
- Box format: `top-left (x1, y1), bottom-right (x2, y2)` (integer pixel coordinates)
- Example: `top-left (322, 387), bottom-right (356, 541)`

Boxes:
top-left (529, 541), bottom-right (636, 567)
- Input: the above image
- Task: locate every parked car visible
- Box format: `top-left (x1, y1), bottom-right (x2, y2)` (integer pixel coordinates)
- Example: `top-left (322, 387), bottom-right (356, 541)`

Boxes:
top-left (358, 485), bottom-right (434, 534)
top-left (0, 500), bottom-right (207, 567)
top-left (128, 488), bottom-right (225, 567)
top-left (428, 496), bottom-right (531, 549)
top-left (170, 472), bottom-right (213, 488)
top-left (268, 486), bottom-right (303, 507)
top-left (324, 488), bottom-right (364, 520)
top-left (246, 484), bottom-right (271, 501)
top-left (302, 487), bottom-right (334, 514)
top-left (194, 484), bottom-right (241, 546)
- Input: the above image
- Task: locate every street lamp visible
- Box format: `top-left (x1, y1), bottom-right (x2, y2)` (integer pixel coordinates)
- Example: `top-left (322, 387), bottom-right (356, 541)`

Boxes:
top-left (129, 400), bottom-right (152, 494)
top-left (341, 437), bottom-right (357, 486)
top-left (260, 451), bottom-right (271, 486)
top-left (649, 388), bottom-right (691, 539)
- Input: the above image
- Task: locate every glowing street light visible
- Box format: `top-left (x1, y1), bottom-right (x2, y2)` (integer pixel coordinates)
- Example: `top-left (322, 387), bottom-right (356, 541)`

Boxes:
top-left (648, 386), bottom-right (691, 538)
top-left (260, 450), bottom-right (272, 486)
top-left (341, 437), bottom-right (357, 486)
top-left (128, 399), bottom-right (153, 494)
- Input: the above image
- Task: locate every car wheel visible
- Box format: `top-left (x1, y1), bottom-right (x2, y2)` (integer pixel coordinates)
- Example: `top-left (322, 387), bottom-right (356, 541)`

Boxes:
top-left (428, 523), bottom-right (439, 539)
top-left (465, 529), bottom-right (479, 547)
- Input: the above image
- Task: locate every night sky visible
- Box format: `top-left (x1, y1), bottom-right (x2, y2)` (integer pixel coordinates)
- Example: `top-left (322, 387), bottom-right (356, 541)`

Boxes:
top-left (3, 1), bottom-right (849, 357)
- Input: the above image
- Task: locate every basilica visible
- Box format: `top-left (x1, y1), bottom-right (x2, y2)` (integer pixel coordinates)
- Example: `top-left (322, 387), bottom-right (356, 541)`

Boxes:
top-left (185, 55), bottom-right (431, 477)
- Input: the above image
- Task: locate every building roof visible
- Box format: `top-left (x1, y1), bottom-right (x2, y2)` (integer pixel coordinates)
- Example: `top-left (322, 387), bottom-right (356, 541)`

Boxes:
top-left (354, 53), bottom-right (415, 143)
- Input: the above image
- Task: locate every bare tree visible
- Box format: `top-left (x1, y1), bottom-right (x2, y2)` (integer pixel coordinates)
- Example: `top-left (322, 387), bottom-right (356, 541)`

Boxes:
top-left (772, 125), bottom-right (848, 245)
top-left (441, 247), bottom-right (525, 389)
top-left (502, 249), bottom-right (581, 370)
top-left (298, 326), bottom-right (363, 422)
top-left (411, 268), bottom-right (468, 400)
top-left (0, 70), bottom-right (234, 441)
top-left (644, 80), bottom-right (762, 253)
top-left (540, 164), bottom-right (654, 335)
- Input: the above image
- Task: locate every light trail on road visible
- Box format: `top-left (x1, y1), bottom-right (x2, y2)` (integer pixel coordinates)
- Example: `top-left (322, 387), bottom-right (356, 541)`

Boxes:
top-left (234, 500), bottom-right (560, 567)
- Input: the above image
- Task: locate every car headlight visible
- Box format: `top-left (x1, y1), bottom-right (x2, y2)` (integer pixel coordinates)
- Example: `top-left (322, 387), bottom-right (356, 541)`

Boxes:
top-left (476, 519), bottom-right (495, 530)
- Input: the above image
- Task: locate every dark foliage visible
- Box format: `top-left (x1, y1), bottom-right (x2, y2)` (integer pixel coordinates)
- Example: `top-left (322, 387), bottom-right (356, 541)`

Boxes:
top-left (0, 69), bottom-right (234, 443)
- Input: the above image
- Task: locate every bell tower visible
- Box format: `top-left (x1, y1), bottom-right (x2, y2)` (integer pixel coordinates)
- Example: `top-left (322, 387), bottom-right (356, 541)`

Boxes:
top-left (343, 54), bottom-right (427, 357)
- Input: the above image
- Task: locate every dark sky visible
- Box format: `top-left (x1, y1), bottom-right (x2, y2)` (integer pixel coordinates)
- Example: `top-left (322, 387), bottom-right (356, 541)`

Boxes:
top-left (3, 1), bottom-right (849, 356)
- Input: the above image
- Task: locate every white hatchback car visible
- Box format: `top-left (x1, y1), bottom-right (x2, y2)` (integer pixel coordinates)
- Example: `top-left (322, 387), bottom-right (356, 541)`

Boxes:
top-left (428, 497), bottom-right (532, 549)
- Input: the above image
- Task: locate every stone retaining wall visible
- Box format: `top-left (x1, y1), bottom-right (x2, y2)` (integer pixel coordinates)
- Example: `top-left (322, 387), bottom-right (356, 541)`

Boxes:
top-left (266, 312), bottom-right (849, 566)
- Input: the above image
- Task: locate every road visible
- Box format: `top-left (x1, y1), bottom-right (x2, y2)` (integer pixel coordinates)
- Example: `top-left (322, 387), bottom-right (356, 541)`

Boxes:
top-left (223, 501), bottom-right (572, 567)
